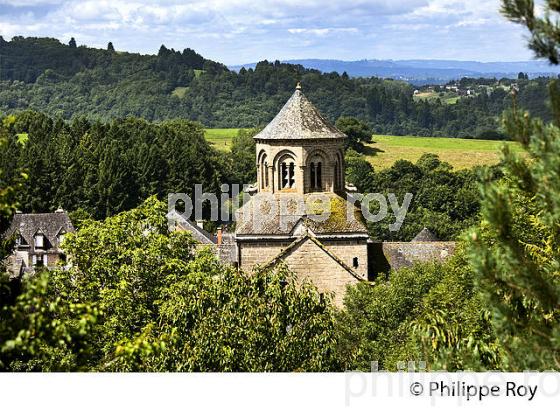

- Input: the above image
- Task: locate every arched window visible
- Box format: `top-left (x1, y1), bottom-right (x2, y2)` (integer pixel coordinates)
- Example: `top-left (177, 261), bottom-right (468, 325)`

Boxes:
top-left (260, 155), bottom-right (269, 189)
top-left (280, 158), bottom-right (296, 189)
top-left (335, 152), bottom-right (343, 191)
top-left (309, 156), bottom-right (323, 191)
top-left (264, 161), bottom-right (269, 187)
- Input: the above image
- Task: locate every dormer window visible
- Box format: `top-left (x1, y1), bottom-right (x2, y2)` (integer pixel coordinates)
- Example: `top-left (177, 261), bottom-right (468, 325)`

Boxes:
top-left (34, 232), bottom-right (44, 249)
top-left (58, 229), bottom-right (66, 245)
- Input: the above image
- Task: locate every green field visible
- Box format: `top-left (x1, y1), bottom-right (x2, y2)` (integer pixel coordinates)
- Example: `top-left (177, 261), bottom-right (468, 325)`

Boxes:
top-left (365, 135), bottom-right (522, 170)
top-left (413, 91), bottom-right (460, 105)
top-left (204, 129), bottom-right (521, 169)
top-left (205, 128), bottom-right (241, 151)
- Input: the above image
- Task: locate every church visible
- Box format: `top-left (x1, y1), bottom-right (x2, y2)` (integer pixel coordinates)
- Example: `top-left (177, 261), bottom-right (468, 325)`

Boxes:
top-left (234, 83), bottom-right (369, 306)
top-left (174, 83), bottom-right (456, 306)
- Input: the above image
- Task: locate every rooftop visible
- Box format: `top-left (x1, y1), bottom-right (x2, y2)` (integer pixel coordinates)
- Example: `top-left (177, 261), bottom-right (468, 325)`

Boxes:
top-left (253, 84), bottom-right (347, 141)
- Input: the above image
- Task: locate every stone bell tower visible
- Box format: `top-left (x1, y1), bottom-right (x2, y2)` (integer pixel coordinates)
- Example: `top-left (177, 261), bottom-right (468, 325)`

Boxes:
top-left (234, 83), bottom-right (369, 307)
top-left (255, 83), bottom-right (346, 195)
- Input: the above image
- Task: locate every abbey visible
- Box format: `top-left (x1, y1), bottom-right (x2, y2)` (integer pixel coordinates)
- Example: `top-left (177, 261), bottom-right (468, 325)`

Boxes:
top-left (234, 83), bottom-right (369, 306)
top-left (173, 84), bottom-right (456, 307)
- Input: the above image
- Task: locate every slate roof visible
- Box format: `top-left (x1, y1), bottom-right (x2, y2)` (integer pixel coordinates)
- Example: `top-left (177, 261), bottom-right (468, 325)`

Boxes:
top-left (4, 211), bottom-right (75, 252)
top-left (235, 193), bottom-right (368, 237)
top-left (253, 85), bottom-right (347, 141)
top-left (167, 211), bottom-right (216, 244)
top-left (411, 227), bottom-right (440, 242)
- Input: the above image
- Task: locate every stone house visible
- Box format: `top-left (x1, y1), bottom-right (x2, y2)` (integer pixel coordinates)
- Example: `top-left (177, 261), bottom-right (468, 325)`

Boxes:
top-left (3, 209), bottom-right (74, 278)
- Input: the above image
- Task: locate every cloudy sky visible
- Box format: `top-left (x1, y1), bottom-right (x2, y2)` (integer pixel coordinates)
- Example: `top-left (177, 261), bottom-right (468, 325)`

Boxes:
top-left (0, 0), bottom-right (539, 64)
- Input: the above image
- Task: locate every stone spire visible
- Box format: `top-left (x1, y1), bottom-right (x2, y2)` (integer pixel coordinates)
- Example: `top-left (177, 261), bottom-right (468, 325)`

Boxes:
top-left (253, 85), bottom-right (346, 141)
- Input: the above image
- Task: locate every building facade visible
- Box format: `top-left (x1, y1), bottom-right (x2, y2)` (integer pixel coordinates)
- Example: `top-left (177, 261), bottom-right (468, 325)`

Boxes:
top-left (3, 209), bottom-right (75, 278)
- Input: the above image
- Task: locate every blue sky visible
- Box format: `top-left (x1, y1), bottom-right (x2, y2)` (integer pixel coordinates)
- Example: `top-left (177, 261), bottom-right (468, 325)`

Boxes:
top-left (0, 0), bottom-right (540, 65)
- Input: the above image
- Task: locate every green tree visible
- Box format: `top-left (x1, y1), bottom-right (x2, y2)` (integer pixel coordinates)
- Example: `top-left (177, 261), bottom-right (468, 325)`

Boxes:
top-left (229, 128), bottom-right (258, 185)
top-left (0, 197), bottom-right (340, 371)
top-left (464, 0), bottom-right (560, 370)
top-left (335, 116), bottom-right (373, 151)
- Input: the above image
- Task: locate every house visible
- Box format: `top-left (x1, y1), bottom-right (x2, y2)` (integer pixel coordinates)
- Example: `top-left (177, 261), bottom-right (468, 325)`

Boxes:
top-left (3, 209), bottom-right (74, 278)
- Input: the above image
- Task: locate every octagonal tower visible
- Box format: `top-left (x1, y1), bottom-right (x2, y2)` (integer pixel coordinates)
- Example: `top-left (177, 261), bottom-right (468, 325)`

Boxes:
top-left (254, 83), bottom-right (347, 195)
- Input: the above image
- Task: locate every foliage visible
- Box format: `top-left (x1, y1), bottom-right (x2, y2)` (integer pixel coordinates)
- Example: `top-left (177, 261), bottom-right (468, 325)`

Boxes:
top-left (337, 249), bottom-right (501, 370)
top-left (0, 112), bottom-right (227, 218)
top-left (0, 37), bottom-right (554, 138)
top-left (0, 197), bottom-right (340, 371)
top-left (335, 116), bottom-right (373, 151)
top-left (459, 0), bottom-right (560, 371)
top-left (228, 128), bottom-right (259, 185)
top-left (346, 151), bottom-right (497, 241)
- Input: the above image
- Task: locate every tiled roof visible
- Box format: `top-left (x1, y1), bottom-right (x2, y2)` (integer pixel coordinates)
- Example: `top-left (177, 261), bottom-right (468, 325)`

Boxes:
top-left (167, 211), bottom-right (216, 244)
top-left (253, 86), bottom-right (347, 141)
top-left (4, 211), bottom-right (74, 252)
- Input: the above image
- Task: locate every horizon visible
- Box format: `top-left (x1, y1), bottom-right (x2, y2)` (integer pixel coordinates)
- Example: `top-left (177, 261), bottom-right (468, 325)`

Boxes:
top-left (0, 0), bottom-right (542, 65)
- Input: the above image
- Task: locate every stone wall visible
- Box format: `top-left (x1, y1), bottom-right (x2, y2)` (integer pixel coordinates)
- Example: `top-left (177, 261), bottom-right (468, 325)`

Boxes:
top-left (278, 238), bottom-right (361, 307)
top-left (322, 239), bottom-right (368, 279)
top-left (238, 240), bottom-right (293, 270)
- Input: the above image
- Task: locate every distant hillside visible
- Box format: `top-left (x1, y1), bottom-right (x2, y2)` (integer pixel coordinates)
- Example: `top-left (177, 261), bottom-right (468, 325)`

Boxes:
top-left (231, 59), bottom-right (560, 84)
top-left (0, 36), bottom-right (553, 138)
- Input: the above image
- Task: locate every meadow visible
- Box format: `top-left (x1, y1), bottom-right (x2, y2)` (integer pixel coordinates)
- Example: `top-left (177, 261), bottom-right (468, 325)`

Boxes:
top-left (365, 135), bottom-right (521, 170)
top-left (204, 128), bottom-right (521, 169)
top-left (204, 128), bottom-right (241, 151)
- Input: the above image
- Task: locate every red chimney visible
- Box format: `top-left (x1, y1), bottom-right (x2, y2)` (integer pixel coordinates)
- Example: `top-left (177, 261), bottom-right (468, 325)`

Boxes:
top-left (217, 227), bottom-right (223, 245)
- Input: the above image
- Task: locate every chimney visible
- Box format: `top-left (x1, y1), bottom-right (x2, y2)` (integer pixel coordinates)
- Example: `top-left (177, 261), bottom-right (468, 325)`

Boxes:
top-left (217, 227), bottom-right (223, 246)
top-left (196, 220), bottom-right (204, 229)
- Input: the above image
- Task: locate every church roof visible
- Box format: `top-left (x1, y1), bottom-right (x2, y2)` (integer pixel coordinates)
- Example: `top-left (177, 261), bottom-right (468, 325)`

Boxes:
top-left (235, 193), bottom-right (368, 237)
top-left (411, 227), bottom-right (440, 242)
top-left (254, 84), bottom-right (347, 141)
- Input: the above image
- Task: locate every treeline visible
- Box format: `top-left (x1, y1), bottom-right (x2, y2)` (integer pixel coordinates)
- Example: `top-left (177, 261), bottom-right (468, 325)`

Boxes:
top-left (346, 151), bottom-right (499, 241)
top-left (0, 111), bottom-right (254, 219)
top-left (0, 36), bottom-right (553, 138)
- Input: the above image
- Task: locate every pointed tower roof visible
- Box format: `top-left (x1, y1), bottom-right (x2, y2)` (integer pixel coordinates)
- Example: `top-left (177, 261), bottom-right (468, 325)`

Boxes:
top-left (411, 227), bottom-right (440, 242)
top-left (254, 83), bottom-right (347, 141)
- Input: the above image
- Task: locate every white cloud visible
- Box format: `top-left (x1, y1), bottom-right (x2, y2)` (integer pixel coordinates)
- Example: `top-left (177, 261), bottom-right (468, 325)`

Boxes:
top-left (0, 0), bottom-right (536, 63)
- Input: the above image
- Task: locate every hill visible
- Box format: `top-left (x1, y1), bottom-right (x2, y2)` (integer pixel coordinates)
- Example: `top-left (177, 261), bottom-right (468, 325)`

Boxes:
top-left (0, 36), bottom-right (554, 138)
top-left (231, 58), bottom-right (560, 85)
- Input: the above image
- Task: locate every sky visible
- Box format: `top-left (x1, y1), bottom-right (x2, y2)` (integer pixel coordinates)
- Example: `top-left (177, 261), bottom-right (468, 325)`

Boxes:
top-left (0, 0), bottom-right (542, 65)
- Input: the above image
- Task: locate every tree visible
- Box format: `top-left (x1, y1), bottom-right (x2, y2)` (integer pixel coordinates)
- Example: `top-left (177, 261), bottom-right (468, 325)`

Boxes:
top-left (335, 117), bottom-right (373, 151)
top-left (107, 42), bottom-right (115, 52)
top-left (68, 37), bottom-right (77, 48)
top-left (0, 197), bottom-right (341, 371)
top-left (465, 0), bottom-right (560, 370)
top-left (337, 250), bottom-right (500, 371)
top-left (229, 128), bottom-right (258, 185)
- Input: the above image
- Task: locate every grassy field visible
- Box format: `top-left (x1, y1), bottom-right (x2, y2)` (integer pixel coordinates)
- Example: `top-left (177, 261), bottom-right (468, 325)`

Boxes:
top-left (365, 135), bottom-right (522, 170)
top-left (204, 129), bottom-right (521, 169)
top-left (413, 91), bottom-right (460, 105)
top-left (205, 128), bottom-right (241, 151)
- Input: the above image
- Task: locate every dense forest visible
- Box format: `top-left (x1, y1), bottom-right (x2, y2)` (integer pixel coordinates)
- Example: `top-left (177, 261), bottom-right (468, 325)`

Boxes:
top-left (0, 36), bottom-right (554, 138)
